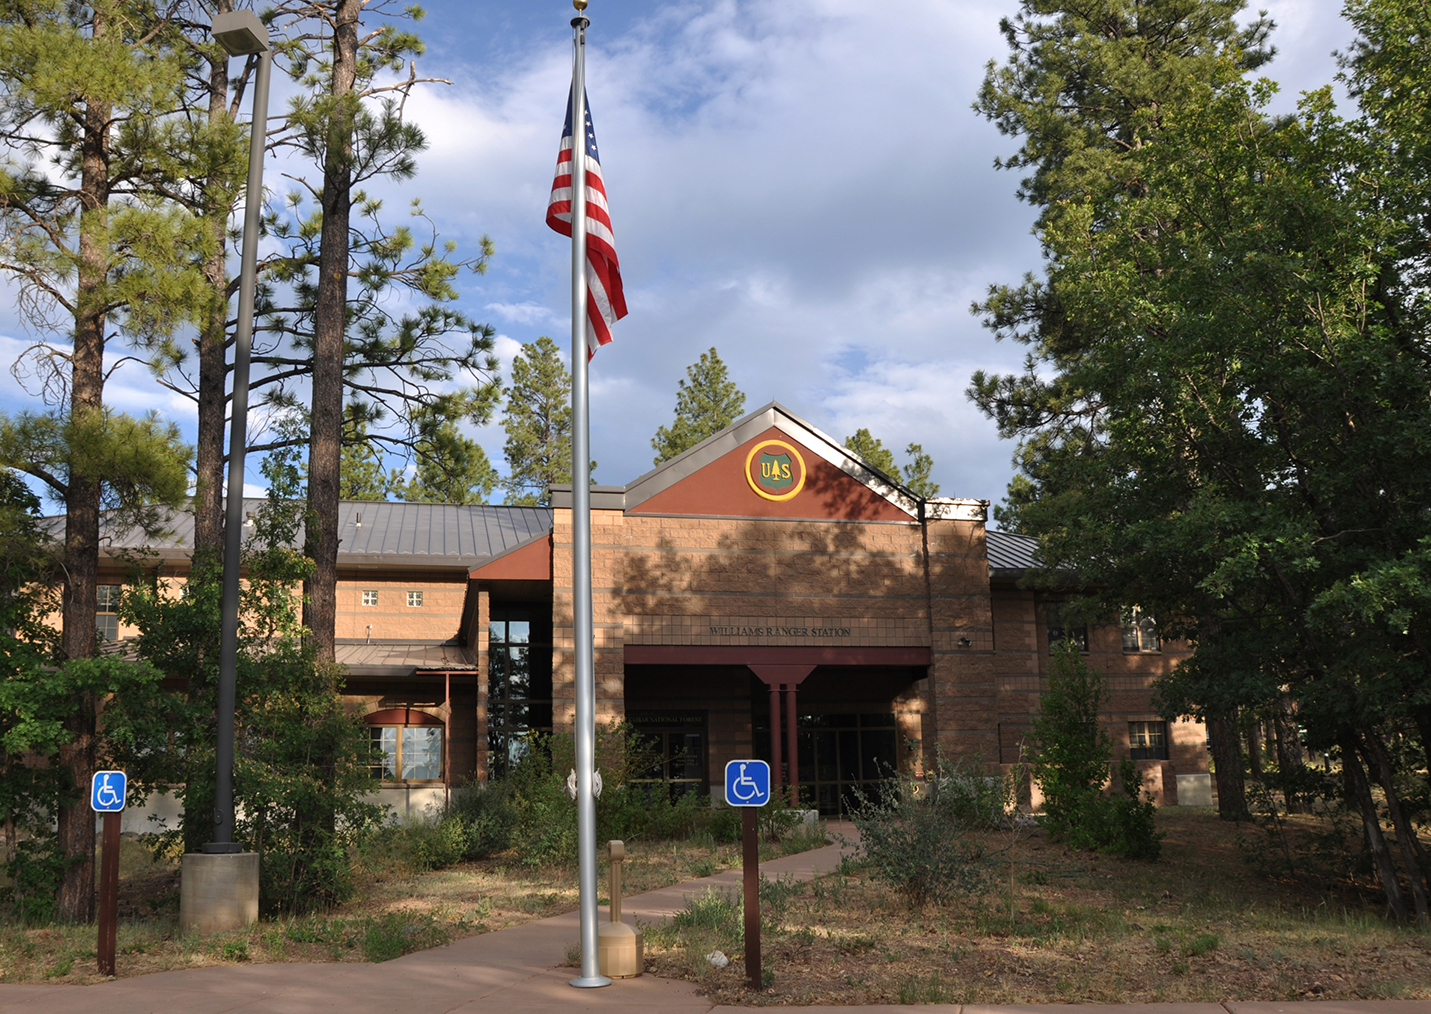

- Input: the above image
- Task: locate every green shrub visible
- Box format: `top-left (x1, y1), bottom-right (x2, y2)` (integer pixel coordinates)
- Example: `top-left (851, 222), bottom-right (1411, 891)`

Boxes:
top-left (705, 806), bottom-right (742, 844)
top-left (849, 763), bottom-right (999, 906)
top-left (1031, 643), bottom-right (1161, 860)
top-left (4, 838), bottom-right (64, 923)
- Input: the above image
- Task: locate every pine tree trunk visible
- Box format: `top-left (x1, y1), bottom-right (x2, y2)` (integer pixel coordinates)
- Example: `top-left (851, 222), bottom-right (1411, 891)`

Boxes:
top-left (1247, 719), bottom-right (1263, 783)
top-left (1207, 711), bottom-right (1247, 820)
top-left (1273, 699), bottom-right (1306, 814)
top-left (193, 4), bottom-right (234, 563)
top-left (1340, 728), bottom-right (1408, 921)
top-left (1362, 731), bottom-right (1431, 926)
top-left (55, 27), bottom-right (113, 922)
top-left (303, 0), bottom-right (360, 663)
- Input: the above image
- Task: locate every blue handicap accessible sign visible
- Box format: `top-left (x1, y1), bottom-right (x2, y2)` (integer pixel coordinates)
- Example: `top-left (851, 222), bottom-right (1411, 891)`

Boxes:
top-left (724, 759), bottom-right (771, 807)
top-left (91, 770), bottom-right (126, 812)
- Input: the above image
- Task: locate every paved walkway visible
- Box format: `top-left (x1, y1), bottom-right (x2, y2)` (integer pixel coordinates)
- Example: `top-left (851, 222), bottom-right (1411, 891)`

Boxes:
top-left (1, 828), bottom-right (1428, 1014)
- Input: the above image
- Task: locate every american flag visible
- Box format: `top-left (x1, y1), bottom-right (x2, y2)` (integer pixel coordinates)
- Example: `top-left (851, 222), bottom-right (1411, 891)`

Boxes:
top-left (547, 87), bottom-right (627, 358)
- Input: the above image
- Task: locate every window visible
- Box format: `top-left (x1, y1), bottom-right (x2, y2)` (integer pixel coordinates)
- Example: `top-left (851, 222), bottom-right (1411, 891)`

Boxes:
top-left (1129, 721), bottom-right (1169, 761)
top-left (628, 712), bottom-right (707, 800)
top-left (96, 584), bottom-right (122, 642)
top-left (406, 590), bottom-right (423, 608)
top-left (1046, 602), bottom-right (1088, 652)
top-left (1122, 607), bottom-right (1160, 652)
top-left (362, 590), bottom-right (379, 607)
top-left (369, 725), bottom-right (444, 781)
top-left (487, 612), bottom-right (553, 779)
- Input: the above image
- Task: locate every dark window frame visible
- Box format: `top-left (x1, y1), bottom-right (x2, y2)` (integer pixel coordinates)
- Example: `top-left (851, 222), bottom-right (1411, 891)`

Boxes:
top-left (1128, 720), bottom-right (1169, 761)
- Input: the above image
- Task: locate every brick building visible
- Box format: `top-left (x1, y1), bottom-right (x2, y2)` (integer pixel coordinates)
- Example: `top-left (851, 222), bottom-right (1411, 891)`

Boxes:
top-left (92, 402), bottom-right (1210, 819)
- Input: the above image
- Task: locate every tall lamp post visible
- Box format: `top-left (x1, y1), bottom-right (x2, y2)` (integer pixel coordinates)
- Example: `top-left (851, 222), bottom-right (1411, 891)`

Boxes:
top-left (179, 8), bottom-right (272, 933)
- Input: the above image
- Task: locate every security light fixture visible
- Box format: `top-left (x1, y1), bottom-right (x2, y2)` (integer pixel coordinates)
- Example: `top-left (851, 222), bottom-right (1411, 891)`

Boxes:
top-left (212, 10), bottom-right (269, 56)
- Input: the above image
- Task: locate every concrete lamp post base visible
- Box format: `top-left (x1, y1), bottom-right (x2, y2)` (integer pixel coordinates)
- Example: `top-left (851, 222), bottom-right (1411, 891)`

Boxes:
top-left (179, 852), bottom-right (259, 934)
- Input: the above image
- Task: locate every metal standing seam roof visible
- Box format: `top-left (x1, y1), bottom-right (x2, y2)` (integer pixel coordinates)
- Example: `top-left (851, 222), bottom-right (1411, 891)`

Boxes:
top-left (65, 500), bottom-right (1041, 574)
top-left (66, 500), bottom-right (554, 568)
top-left (986, 529), bottom-right (1041, 575)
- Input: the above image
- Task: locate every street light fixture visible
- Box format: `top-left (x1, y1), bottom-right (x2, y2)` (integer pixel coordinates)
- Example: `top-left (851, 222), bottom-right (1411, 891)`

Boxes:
top-left (206, 7), bottom-right (272, 856)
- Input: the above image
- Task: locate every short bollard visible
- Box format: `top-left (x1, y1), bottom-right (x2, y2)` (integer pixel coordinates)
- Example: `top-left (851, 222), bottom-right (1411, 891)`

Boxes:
top-left (597, 839), bottom-right (643, 978)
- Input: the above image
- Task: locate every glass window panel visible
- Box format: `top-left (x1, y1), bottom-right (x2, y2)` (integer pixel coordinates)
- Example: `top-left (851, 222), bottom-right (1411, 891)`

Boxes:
top-left (488, 619), bottom-right (506, 644)
top-left (370, 727), bottom-right (398, 780)
top-left (677, 733), bottom-right (704, 780)
top-left (97, 614), bottom-right (119, 642)
top-left (815, 732), bottom-right (838, 780)
top-left (402, 727), bottom-right (442, 780)
top-left (861, 713), bottom-right (897, 728)
top-left (506, 647), bottom-right (531, 698)
top-left (506, 621), bottom-right (530, 644)
top-left (838, 730), bottom-right (861, 781)
top-left (862, 730), bottom-right (898, 781)
top-left (362, 590), bottom-right (378, 607)
top-left (503, 700), bottom-right (531, 728)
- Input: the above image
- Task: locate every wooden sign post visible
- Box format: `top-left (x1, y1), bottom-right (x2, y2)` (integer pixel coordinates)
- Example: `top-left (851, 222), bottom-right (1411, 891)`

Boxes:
top-left (725, 759), bottom-right (771, 991)
top-left (91, 771), bottom-right (126, 977)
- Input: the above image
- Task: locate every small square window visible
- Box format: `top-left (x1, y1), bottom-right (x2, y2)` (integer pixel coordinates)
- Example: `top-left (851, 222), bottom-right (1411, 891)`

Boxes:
top-left (362, 590), bottom-right (379, 607)
top-left (407, 590), bottom-right (423, 608)
top-left (1129, 721), bottom-right (1169, 760)
top-left (1122, 607), bottom-right (1160, 652)
top-left (1046, 603), bottom-right (1088, 653)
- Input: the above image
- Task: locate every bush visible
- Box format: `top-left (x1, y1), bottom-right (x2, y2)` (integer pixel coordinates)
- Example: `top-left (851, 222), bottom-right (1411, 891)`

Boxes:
top-left (849, 761), bottom-right (1001, 906)
top-left (1031, 643), bottom-right (1161, 860)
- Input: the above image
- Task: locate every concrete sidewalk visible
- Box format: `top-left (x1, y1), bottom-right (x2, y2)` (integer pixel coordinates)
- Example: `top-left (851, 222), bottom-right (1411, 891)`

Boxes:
top-left (1, 830), bottom-right (1428, 1014)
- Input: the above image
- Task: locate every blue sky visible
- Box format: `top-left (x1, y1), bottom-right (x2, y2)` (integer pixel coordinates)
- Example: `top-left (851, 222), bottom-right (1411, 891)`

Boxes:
top-left (0, 0), bottom-right (1354, 510)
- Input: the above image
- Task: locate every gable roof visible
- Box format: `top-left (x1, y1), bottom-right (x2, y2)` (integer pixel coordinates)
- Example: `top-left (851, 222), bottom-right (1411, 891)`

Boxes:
top-left (552, 401), bottom-right (987, 523)
top-left (625, 401), bottom-right (922, 517)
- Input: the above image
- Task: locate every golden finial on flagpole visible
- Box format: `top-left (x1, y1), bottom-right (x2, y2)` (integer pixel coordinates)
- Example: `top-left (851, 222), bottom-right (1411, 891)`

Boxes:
top-left (573, 0), bottom-right (588, 10)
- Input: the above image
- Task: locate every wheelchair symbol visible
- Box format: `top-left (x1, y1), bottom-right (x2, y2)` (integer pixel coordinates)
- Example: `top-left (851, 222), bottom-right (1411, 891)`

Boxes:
top-left (724, 759), bottom-right (770, 807)
top-left (91, 770), bottom-right (127, 812)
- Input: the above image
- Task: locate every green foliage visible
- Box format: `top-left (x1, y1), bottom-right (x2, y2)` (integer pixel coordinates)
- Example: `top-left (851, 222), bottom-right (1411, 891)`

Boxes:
top-left (502, 336), bottom-right (588, 506)
top-left (126, 450), bottom-right (381, 914)
top-left (1030, 644), bottom-right (1114, 846)
top-left (849, 760), bottom-right (1003, 907)
top-left (843, 428), bottom-right (898, 476)
top-left (1031, 646), bottom-right (1160, 859)
top-left (842, 429), bottom-right (940, 497)
top-left (390, 418), bottom-right (498, 505)
top-left (970, 0), bottom-right (1431, 906)
top-left (651, 347), bottom-right (747, 464)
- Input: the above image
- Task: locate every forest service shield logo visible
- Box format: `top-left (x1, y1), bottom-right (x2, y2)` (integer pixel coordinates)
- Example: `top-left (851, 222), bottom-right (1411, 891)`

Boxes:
top-left (744, 439), bottom-right (807, 501)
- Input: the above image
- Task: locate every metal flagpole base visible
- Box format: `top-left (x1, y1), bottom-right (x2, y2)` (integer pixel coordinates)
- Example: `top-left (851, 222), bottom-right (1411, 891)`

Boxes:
top-left (569, 974), bottom-right (613, 988)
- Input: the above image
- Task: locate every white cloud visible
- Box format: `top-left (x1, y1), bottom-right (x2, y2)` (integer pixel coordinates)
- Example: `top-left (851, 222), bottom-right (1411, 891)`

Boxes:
top-left (0, 0), bottom-right (1356, 507)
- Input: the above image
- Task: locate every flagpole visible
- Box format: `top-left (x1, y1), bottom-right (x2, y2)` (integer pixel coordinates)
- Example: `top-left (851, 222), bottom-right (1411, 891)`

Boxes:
top-left (567, 1), bottom-right (610, 990)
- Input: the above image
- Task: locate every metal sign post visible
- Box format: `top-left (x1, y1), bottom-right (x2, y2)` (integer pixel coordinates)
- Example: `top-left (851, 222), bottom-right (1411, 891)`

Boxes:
top-left (91, 771), bottom-right (127, 977)
top-left (724, 760), bottom-right (770, 991)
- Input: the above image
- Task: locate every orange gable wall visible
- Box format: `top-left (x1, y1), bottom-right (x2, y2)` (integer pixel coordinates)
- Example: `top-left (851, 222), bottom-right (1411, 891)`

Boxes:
top-left (630, 427), bottom-right (909, 521)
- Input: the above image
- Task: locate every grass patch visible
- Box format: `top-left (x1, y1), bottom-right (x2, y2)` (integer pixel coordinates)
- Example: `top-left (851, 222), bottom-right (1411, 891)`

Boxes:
top-left (641, 808), bottom-right (1431, 1007)
top-left (0, 821), bottom-right (829, 984)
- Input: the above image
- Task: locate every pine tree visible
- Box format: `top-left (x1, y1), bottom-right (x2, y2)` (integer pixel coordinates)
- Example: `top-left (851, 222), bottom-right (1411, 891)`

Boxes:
top-left (391, 418), bottom-right (498, 505)
top-left (651, 348), bottom-right (747, 463)
top-left (0, 0), bottom-right (201, 921)
top-left (843, 429), bottom-right (897, 477)
top-left (503, 337), bottom-right (590, 506)
top-left (247, 1), bottom-right (498, 661)
top-left (901, 444), bottom-right (940, 499)
top-left (843, 430), bottom-right (941, 498)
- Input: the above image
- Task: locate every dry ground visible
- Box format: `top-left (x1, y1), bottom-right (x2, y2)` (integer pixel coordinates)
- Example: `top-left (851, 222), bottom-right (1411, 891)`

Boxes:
top-left (641, 808), bottom-right (1431, 1006)
top-left (0, 827), bottom-right (817, 984)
